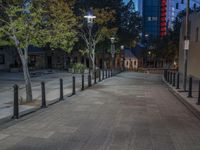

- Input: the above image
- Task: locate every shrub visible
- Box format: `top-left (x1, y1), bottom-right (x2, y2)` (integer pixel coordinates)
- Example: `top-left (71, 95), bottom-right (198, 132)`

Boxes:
top-left (72, 63), bottom-right (86, 74)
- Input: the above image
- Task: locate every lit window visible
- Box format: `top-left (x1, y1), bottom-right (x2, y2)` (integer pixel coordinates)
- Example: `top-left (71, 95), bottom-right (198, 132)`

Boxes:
top-left (152, 17), bottom-right (157, 21)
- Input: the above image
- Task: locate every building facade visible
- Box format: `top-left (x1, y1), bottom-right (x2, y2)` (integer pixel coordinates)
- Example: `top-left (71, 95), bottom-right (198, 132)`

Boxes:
top-left (123, 49), bottom-right (138, 70)
top-left (142, 0), bottom-right (200, 40)
top-left (167, 0), bottom-right (200, 30)
top-left (142, 0), bottom-right (162, 39)
top-left (179, 12), bottom-right (200, 78)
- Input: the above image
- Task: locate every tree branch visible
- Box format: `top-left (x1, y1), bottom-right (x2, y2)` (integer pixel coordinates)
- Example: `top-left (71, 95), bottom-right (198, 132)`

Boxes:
top-left (0, 18), bottom-right (10, 26)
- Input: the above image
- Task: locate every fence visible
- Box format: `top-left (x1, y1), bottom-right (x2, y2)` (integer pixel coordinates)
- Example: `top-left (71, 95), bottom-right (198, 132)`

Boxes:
top-left (12, 69), bottom-right (122, 119)
top-left (163, 70), bottom-right (200, 105)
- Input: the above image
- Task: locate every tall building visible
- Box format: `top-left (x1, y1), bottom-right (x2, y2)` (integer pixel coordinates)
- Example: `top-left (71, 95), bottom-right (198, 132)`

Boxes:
top-left (167, 0), bottom-right (200, 30)
top-left (142, 0), bottom-right (162, 39)
top-left (138, 0), bottom-right (143, 16)
top-left (142, 0), bottom-right (200, 40)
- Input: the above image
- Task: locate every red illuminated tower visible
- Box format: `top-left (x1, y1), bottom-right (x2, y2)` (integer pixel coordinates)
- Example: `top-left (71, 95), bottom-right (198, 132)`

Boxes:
top-left (160, 0), bottom-right (167, 37)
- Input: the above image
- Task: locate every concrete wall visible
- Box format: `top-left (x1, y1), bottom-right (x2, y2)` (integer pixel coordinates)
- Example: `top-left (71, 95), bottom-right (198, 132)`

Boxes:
top-left (179, 13), bottom-right (200, 78)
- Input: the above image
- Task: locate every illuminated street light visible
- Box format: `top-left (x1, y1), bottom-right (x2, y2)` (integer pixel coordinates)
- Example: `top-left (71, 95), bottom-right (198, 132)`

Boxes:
top-left (84, 10), bottom-right (96, 75)
top-left (110, 37), bottom-right (115, 69)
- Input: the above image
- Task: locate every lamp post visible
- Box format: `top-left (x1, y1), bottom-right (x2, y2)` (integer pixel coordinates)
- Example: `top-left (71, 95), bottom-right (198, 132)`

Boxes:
top-left (84, 10), bottom-right (96, 75)
top-left (120, 45), bottom-right (125, 71)
top-left (183, 0), bottom-right (190, 91)
top-left (110, 37), bottom-right (115, 69)
top-left (145, 34), bottom-right (149, 67)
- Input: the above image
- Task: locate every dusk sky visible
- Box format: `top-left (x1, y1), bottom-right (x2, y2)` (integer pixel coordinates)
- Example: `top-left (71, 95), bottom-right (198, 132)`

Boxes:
top-left (124, 0), bottom-right (138, 10)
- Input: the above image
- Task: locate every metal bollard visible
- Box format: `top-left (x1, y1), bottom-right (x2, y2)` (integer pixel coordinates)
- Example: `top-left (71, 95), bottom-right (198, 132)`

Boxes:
top-left (72, 76), bottom-right (76, 95)
top-left (163, 70), bottom-right (166, 80)
top-left (82, 74), bottom-right (84, 91)
top-left (170, 72), bottom-right (173, 84)
top-left (94, 71), bottom-right (97, 84)
top-left (173, 72), bottom-right (176, 87)
top-left (106, 70), bottom-right (108, 78)
top-left (188, 77), bottom-right (193, 98)
top-left (197, 81), bottom-right (200, 105)
top-left (164, 70), bottom-right (167, 81)
top-left (102, 69), bottom-right (104, 80)
top-left (88, 74), bottom-right (92, 87)
top-left (176, 72), bottom-right (180, 89)
top-left (99, 70), bottom-right (101, 82)
top-left (59, 79), bottom-right (64, 101)
top-left (167, 71), bottom-right (169, 82)
top-left (41, 81), bottom-right (47, 108)
top-left (13, 84), bottom-right (19, 119)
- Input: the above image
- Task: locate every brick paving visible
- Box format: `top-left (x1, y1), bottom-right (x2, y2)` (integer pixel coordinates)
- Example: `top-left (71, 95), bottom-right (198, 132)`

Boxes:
top-left (0, 72), bottom-right (200, 150)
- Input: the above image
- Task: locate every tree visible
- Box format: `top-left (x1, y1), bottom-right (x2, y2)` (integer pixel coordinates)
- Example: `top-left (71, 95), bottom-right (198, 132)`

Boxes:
top-left (44, 0), bottom-right (77, 52)
top-left (74, 0), bottom-right (123, 68)
top-left (78, 8), bottom-right (117, 73)
top-left (0, 0), bottom-right (77, 102)
top-left (0, 0), bottom-right (49, 101)
top-left (118, 0), bottom-right (141, 48)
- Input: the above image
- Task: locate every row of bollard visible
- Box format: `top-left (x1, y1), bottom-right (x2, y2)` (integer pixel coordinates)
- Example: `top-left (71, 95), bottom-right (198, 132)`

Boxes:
top-left (12, 69), bottom-right (119, 119)
top-left (164, 70), bottom-right (200, 106)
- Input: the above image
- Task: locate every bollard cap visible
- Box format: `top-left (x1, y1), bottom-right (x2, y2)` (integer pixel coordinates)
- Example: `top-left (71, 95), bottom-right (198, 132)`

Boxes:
top-left (13, 84), bottom-right (18, 88)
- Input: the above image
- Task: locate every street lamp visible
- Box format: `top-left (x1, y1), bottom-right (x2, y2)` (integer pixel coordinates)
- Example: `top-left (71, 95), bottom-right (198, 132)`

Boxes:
top-left (110, 37), bottom-right (115, 69)
top-left (84, 11), bottom-right (96, 75)
top-left (120, 45), bottom-right (125, 71)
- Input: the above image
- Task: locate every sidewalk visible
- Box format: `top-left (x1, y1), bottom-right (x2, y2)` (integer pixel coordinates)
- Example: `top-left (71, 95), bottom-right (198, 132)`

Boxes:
top-left (0, 70), bottom-right (112, 124)
top-left (1, 72), bottom-right (200, 149)
top-left (163, 77), bottom-right (200, 119)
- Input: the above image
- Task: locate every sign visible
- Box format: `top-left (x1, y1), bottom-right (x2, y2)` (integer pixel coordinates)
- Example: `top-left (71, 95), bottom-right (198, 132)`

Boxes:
top-left (184, 40), bottom-right (190, 50)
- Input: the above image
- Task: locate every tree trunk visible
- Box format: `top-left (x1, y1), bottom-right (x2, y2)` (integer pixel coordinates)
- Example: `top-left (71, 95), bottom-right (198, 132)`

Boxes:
top-left (12, 35), bottom-right (33, 102)
top-left (22, 59), bottom-right (33, 102)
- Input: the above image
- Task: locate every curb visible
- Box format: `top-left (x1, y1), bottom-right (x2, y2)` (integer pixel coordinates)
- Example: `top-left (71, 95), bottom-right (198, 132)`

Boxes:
top-left (162, 77), bottom-right (200, 120)
top-left (0, 71), bottom-right (123, 125)
top-left (0, 106), bottom-right (38, 125)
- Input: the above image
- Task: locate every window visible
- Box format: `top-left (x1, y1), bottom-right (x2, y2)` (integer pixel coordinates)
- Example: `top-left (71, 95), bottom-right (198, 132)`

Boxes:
top-left (194, 3), bottom-right (197, 9)
top-left (147, 17), bottom-right (157, 21)
top-left (181, 0), bottom-right (184, 4)
top-left (0, 54), bottom-right (5, 64)
top-left (196, 27), bottom-right (199, 42)
top-left (152, 17), bottom-right (157, 21)
top-left (176, 3), bottom-right (179, 9)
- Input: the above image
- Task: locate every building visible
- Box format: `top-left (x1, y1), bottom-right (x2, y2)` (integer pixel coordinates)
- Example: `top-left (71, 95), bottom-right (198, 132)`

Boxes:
top-left (167, 0), bottom-right (200, 30)
top-left (142, 0), bottom-right (162, 39)
top-left (142, 0), bottom-right (200, 40)
top-left (179, 12), bottom-right (200, 78)
top-left (123, 49), bottom-right (138, 70)
top-left (137, 0), bottom-right (143, 16)
top-left (0, 46), bottom-right (18, 71)
top-left (0, 46), bottom-right (82, 71)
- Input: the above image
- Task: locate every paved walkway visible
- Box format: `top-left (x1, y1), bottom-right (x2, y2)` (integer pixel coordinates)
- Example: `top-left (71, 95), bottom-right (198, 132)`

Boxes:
top-left (1, 72), bottom-right (200, 150)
